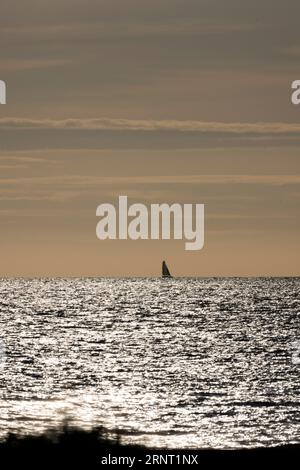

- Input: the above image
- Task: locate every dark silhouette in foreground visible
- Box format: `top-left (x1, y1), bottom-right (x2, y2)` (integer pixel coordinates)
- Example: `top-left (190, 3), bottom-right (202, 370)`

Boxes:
top-left (0, 423), bottom-right (298, 468)
top-left (162, 260), bottom-right (172, 278)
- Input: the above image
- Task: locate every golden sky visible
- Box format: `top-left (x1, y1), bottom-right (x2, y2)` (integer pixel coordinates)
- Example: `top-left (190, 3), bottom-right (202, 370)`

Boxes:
top-left (0, 0), bottom-right (299, 276)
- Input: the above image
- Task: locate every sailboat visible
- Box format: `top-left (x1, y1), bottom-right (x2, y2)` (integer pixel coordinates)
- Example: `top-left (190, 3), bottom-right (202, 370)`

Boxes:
top-left (162, 260), bottom-right (172, 278)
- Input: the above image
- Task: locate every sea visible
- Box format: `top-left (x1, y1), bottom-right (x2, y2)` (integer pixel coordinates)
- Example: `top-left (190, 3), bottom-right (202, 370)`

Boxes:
top-left (0, 277), bottom-right (299, 449)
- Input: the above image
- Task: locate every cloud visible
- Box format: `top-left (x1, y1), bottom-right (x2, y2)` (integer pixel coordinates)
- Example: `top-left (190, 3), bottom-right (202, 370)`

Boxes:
top-left (1, 20), bottom-right (259, 39)
top-left (1, 118), bottom-right (300, 150)
top-left (1, 174), bottom-right (299, 187)
top-left (0, 59), bottom-right (72, 72)
top-left (0, 155), bottom-right (46, 163)
top-left (1, 117), bottom-right (300, 134)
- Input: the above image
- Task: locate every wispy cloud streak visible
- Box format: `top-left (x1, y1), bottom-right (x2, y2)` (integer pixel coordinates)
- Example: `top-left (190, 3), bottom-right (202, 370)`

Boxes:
top-left (1, 117), bottom-right (300, 134)
top-left (1, 174), bottom-right (299, 187)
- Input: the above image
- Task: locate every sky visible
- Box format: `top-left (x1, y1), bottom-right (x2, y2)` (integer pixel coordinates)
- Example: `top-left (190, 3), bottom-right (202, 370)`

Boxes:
top-left (0, 0), bottom-right (300, 276)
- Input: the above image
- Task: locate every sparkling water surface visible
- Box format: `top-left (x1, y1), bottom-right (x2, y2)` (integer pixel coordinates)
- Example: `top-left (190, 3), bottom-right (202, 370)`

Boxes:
top-left (0, 278), bottom-right (299, 448)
